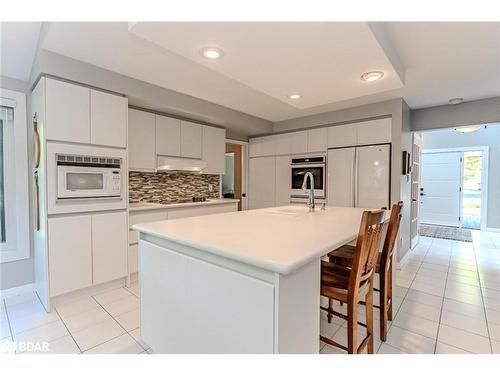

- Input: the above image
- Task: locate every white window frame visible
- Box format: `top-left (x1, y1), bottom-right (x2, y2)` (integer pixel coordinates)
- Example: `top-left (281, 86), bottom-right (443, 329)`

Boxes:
top-left (0, 88), bottom-right (30, 263)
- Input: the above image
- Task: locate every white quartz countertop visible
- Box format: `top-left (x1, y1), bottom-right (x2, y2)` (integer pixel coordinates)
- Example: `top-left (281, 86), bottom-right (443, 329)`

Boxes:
top-left (129, 198), bottom-right (239, 212)
top-left (132, 205), bottom-right (372, 274)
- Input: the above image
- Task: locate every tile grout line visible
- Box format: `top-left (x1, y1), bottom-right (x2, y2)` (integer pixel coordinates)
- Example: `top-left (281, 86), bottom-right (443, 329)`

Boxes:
top-left (32, 291), bottom-right (83, 354)
top-left (2, 298), bottom-right (15, 346)
top-left (88, 291), bottom-right (145, 353)
top-left (53, 308), bottom-right (83, 354)
top-left (432, 239), bottom-right (451, 354)
top-left (383, 237), bottom-right (433, 350)
top-left (472, 231), bottom-right (494, 353)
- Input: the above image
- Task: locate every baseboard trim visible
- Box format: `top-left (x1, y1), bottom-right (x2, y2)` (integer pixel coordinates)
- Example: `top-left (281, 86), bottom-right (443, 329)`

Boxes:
top-left (486, 227), bottom-right (500, 233)
top-left (0, 282), bottom-right (36, 300)
top-left (396, 247), bottom-right (412, 270)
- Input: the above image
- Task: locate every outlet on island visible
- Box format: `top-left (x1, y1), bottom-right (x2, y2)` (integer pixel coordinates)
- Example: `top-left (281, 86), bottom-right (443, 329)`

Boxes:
top-left (208, 184), bottom-right (214, 192)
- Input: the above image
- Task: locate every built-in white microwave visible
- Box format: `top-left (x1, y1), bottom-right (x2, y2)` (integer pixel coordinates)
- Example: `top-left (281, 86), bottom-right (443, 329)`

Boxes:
top-left (56, 154), bottom-right (122, 200)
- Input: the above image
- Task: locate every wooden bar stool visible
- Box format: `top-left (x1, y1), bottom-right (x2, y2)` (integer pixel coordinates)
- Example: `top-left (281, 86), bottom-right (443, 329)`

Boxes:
top-left (328, 202), bottom-right (403, 342)
top-left (320, 209), bottom-right (387, 354)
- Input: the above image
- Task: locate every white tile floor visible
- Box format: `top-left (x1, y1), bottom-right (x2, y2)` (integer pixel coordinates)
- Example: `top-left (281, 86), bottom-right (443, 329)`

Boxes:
top-left (0, 279), bottom-right (148, 354)
top-left (1, 230), bottom-right (500, 354)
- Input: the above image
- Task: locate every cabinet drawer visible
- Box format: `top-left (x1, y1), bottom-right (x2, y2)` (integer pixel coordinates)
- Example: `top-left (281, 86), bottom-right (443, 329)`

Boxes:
top-left (129, 210), bottom-right (168, 226)
top-left (167, 204), bottom-right (236, 220)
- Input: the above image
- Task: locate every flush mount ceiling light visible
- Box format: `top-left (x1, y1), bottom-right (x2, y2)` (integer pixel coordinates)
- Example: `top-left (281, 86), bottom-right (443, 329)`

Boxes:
top-left (200, 47), bottom-right (224, 60)
top-left (288, 94), bottom-right (302, 100)
top-left (449, 97), bottom-right (464, 105)
top-left (360, 71), bottom-right (384, 82)
top-left (454, 125), bottom-right (483, 133)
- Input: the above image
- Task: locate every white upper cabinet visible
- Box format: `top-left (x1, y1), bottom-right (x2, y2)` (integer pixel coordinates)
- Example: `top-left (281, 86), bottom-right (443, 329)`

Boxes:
top-left (356, 118), bottom-right (392, 145)
top-left (128, 108), bottom-right (156, 171)
top-left (45, 78), bottom-right (90, 144)
top-left (274, 133), bottom-right (291, 156)
top-left (307, 128), bottom-right (327, 153)
top-left (249, 135), bottom-right (275, 157)
top-left (328, 119), bottom-right (392, 148)
top-left (156, 115), bottom-right (181, 156)
top-left (180, 121), bottom-right (202, 159)
top-left (327, 124), bottom-right (357, 148)
top-left (290, 131), bottom-right (308, 154)
top-left (202, 125), bottom-right (226, 174)
top-left (90, 90), bottom-right (127, 148)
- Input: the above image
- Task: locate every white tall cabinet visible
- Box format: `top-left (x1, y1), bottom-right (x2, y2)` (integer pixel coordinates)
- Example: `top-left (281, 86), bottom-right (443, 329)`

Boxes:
top-left (31, 77), bottom-right (129, 311)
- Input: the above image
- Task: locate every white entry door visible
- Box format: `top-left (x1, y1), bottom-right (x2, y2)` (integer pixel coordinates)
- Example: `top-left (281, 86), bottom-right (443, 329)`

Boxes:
top-left (420, 152), bottom-right (462, 227)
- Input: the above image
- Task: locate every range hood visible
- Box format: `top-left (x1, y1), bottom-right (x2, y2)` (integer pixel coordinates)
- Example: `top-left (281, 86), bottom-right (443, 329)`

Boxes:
top-left (157, 156), bottom-right (207, 173)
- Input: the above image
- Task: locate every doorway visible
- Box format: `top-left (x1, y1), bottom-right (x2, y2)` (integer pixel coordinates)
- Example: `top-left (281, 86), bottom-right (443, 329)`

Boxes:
top-left (420, 148), bottom-right (487, 230)
top-left (224, 142), bottom-right (243, 211)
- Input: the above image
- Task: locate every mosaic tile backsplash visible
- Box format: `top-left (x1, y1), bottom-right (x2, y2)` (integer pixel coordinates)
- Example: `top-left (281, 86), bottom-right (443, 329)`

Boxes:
top-left (129, 171), bottom-right (220, 204)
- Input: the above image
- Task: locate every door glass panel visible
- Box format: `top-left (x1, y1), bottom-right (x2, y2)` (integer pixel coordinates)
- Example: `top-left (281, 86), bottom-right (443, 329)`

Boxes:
top-left (222, 152), bottom-right (235, 198)
top-left (462, 151), bottom-right (482, 229)
top-left (67, 173), bottom-right (103, 190)
top-left (291, 167), bottom-right (323, 189)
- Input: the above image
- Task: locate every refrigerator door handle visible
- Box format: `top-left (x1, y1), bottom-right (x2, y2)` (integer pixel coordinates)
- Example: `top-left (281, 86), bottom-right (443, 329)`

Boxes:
top-left (353, 148), bottom-right (358, 208)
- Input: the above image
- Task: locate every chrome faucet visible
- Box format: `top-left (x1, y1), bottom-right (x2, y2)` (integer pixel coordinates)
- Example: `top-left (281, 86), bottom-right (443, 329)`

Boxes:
top-left (301, 171), bottom-right (315, 211)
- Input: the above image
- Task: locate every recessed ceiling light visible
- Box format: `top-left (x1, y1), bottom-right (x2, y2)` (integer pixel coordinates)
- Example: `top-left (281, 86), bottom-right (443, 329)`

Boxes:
top-left (454, 125), bottom-right (483, 133)
top-left (449, 98), bottom-right (464, 105)
top-left (200, 47), bottom-right (224, 60)
top-left (288, 94), bottom-right (302, 100)
top-left (360, 71), bottom-right (384, 82)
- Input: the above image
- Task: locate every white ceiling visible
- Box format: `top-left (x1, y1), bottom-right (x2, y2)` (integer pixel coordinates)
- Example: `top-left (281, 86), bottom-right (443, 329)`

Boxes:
top-left (129, 22), bottom-right (404, 110)
top-left (0, 22), bottom-right (41, 81)
top-left (2, 22), bottom-right (499, 123)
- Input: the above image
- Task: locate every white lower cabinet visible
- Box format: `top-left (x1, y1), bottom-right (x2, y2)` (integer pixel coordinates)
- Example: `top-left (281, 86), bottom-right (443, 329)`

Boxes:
top-left (48, 215), bottom-right (93, 297)
top-left (92, 211), bottom-right (128, 285)
top-left (48, 211), bottom-right (128, 297)
top-left (128, 244), bottom-right (139, 275)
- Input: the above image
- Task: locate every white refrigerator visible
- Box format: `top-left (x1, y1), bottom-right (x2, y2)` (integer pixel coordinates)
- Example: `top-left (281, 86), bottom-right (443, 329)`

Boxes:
top-left (327, 144), bottom-right (390, 209)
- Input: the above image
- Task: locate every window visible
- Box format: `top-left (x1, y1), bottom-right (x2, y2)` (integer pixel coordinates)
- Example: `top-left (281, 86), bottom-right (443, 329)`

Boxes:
top-left (0, 89), bottom-right (29, 263)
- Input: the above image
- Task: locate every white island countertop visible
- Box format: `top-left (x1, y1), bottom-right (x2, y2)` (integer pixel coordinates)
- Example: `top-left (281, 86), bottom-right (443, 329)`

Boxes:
top-left (129, 198), bottom-right (239, 212)
top-left (133, 205), bottom-right (369, 274)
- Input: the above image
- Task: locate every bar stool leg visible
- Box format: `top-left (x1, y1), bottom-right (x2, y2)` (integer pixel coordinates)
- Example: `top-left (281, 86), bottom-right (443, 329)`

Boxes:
top-left (366, 281), bottom-right (374, 354)
top-left (327, 298), bottom-right (333, 323)
top-left (388, 259), bottom-right (394, 321)
top-left (379, 273), bottom-right (388, 342)
top-left (347, 298), bottom-right (358, 354)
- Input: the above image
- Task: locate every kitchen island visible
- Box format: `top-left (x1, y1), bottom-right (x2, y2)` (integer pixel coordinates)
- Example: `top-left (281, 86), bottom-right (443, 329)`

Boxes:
top-left (132, 205), bottom-right (367, 354)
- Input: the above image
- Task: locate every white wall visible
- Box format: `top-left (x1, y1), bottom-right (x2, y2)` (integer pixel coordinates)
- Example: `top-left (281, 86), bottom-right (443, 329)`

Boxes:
top-left (422, 123), bottom-right (500, 229)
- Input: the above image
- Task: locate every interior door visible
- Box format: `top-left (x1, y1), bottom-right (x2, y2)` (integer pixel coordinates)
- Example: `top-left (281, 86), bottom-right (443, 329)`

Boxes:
top-left (327, 148), bottom-right (355, 207)
top-left (420, 152), bottom-right (462, 227)
top-left (410, 133), bottom-right (422, 248)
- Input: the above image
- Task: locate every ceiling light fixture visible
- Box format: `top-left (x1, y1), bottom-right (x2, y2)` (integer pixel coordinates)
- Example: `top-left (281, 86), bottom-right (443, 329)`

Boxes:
top-left (360, 71), bottom-right (384, 82)
top-left (454, 125), bottom-right (483, 133)
top-left (288, 94), bottom-right (302, 100)
top-left (200, 47), bottom-right (224, 60)
top-left (449, 98), bottom-right (464, 105)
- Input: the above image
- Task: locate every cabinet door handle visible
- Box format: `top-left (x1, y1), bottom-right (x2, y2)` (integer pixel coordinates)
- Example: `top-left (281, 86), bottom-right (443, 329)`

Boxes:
top-left (33, 113), bottom-right (41, 169)
top-left (34, 172), bottom-right (40, 231)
